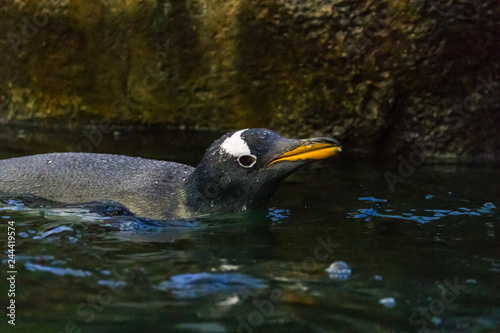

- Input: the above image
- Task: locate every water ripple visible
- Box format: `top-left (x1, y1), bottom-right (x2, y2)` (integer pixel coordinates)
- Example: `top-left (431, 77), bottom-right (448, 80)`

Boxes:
top-left (25, 262), bottom-right (92, 277)
top-left (155, 272), bottom-right (267, 299)
top-left (348, 201), bottom-right (498, 224)
top-left (34, 225), bottom-right (74, 239)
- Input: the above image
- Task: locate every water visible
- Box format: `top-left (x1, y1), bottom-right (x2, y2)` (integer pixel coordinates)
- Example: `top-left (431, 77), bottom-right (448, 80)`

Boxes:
top-left (0, 125), bottom-right (499, 332)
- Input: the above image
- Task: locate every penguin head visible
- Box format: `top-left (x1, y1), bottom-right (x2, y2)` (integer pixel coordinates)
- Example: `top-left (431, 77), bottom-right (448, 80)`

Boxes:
top-left (185, 128), bottom-right (341, 217)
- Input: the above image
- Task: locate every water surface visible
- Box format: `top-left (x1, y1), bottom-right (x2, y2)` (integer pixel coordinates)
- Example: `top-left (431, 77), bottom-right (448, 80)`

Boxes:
top-left (0, 125), bottom-right (499, 333)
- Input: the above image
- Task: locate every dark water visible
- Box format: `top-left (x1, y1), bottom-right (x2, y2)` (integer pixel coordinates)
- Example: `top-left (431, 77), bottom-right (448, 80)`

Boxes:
top-left (0, 125), bottom-right (499, 333)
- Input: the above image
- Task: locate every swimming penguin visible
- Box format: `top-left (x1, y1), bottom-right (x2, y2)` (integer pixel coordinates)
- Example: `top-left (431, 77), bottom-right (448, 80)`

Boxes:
top-left (0, 128), bottom-right (341, 220)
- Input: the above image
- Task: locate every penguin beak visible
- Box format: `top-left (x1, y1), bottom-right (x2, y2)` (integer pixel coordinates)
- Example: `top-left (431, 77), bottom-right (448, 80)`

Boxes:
top-left (266, 137), bottom-right (342, 166)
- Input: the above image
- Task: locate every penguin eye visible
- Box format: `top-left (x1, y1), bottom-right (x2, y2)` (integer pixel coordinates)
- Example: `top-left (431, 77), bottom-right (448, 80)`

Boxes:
top-left (237, 154), bottom-right (257, 168)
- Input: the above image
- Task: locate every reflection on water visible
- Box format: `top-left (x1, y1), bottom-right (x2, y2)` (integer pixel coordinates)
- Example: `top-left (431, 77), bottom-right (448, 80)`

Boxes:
top-left (0, 126), bottom-right (499, 333)
top-left (155, 273), bottom-right (267, 299)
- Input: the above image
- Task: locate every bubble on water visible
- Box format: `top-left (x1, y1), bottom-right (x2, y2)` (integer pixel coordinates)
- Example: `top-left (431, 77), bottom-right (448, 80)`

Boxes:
top-left (379, 297), bottom-right (396, 309)
top-left (326, 261), bottom-right (351, 281)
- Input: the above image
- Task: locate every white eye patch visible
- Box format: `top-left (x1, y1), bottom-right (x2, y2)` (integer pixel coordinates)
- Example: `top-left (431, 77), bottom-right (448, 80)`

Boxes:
top-left (220, 129), bottom-right (251, 157)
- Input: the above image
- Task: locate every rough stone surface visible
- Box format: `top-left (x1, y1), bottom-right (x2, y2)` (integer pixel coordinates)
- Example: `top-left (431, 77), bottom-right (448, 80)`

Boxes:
top-left (0, 0), bottom-right (499, 162)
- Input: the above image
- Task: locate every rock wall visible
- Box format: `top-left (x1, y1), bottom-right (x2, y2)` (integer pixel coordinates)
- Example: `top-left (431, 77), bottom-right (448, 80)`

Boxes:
top-left (0, 0), bottom-right (499, 162)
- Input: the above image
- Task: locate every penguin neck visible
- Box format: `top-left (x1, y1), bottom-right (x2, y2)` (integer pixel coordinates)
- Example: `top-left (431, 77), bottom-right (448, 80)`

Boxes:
top-left (182, 166), bottom-right (249, 217)
top-left (182, 165), bottom-right (282, 217)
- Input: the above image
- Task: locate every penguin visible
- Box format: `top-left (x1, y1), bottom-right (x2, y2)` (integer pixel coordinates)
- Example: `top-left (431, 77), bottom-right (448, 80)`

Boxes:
top-left (0, 128), bottom-right (341, 220)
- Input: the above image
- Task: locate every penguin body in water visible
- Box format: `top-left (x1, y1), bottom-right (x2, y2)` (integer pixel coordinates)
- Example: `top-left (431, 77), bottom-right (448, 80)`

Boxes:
top-left (0, 128), bottom-right (341, 219)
